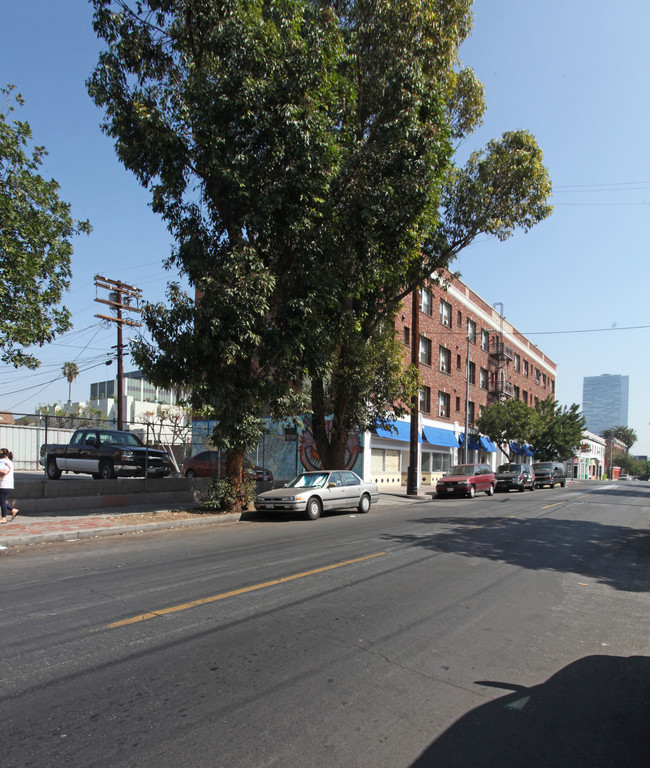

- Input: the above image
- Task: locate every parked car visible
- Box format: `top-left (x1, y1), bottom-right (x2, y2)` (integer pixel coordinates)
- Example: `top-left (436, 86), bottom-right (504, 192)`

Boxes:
top-left (435, 464), bottom-right (495, 498)
top-left (495, 463), bottom-right (535, 493)
top-left (181, 451), bottom-right (273, 482)
top-left (254, 470), bottom-right (379, 520)
top-left (618, 473), bottom-right (630, 481)
top-left (532, 461), bottom-right (567, 488)
top-left (40, 428), bottom-right (172, 479)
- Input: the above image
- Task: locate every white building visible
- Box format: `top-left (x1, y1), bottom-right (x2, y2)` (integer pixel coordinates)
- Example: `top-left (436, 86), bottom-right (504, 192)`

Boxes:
top-left (574, 430), bottom-right (606, 480)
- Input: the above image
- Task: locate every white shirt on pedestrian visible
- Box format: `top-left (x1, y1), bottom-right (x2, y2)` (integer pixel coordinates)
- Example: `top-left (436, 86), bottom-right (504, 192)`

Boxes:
top-left (0, 458), bottom-right (14, 490)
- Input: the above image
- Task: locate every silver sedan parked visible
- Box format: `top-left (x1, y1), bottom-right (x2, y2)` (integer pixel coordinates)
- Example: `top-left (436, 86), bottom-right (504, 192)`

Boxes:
top-left (254, 470), bottom-right (379, 520)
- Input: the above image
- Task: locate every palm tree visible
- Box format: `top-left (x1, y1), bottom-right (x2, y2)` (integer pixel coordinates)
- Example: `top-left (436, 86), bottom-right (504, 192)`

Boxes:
top-left (62, 362), bottom-right (79, 404)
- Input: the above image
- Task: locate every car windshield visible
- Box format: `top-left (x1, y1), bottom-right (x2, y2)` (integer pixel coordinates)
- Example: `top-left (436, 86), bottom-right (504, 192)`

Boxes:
top-left (498, 464), bottom-right (523, 473)
top-left (100, 431), bottom-right (144, 447)
top-left (447, 465), bottom-right (475, 476)
top-left (533, 463), bottom-right (553, 471)
top-left (287, 473), bottom-right (328, 489)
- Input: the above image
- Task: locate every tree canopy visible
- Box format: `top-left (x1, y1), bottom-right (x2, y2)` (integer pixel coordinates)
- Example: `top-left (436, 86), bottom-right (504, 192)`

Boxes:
top-left (601, 426), bottom-right (637, 453)
top-left (476, 395), bottom-right (585, 462)
top-left (473, 398), bottom-right (536, 460)
top-left (88, 1), bottom-right (553, 482)
top-left (0, 85), bottom-right (91, 369)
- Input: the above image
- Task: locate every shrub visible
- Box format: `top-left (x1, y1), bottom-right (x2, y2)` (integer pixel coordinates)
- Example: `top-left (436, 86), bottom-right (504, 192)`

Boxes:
top-left (199, 476), bottom-right (255, 513)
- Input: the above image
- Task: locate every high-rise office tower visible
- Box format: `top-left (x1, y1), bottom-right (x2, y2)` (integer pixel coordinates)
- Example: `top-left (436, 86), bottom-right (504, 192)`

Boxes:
top-left (582, 374), bottom-right (629, 435)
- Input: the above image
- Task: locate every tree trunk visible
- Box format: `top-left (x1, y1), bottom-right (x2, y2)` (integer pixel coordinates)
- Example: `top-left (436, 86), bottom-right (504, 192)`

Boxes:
top-left (310, 378), bottom-right (350, 470)
top-left (225, 451), bottom-right (248, 513)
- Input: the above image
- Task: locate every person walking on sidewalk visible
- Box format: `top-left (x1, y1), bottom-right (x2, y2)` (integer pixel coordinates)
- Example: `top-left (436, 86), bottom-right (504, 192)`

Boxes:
top-left (0, 448), bottom-right (18, 523)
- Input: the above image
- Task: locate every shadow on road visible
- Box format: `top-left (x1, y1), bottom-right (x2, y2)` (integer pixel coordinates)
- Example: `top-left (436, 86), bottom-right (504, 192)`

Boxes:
top-left (383, 516), bottom-right (650, 592)
top-left (410, 655), bottom-right (650, 768)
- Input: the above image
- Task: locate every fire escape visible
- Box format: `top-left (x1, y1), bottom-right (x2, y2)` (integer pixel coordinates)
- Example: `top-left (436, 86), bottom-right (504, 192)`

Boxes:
top-left (488, 335), bottom-right (514, 401)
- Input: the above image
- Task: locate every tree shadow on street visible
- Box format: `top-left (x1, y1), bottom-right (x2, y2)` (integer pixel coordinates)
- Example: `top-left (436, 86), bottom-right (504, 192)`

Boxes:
top-left (383, 516), bottom-right (650, 592)
top-left (410, 655), bottom-right (650, 768)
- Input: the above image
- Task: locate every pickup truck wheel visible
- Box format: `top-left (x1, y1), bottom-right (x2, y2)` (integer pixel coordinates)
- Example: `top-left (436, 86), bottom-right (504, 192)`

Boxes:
top-left (305, 497), bottom-right (322, 520)
top-left (46, 458), bottom-right (61, 480)
top-left (358, 493), bottom-right (371, 513)
top-left (99, 461), bottom-right (116, 480)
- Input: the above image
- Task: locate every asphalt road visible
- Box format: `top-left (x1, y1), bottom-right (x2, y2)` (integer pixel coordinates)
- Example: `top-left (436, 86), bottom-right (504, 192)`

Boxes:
top-left (1, 482), bottom-right (648, 767)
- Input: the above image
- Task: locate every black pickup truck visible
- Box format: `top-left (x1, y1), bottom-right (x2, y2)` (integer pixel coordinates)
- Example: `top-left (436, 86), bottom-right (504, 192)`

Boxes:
top-left (40, 428), bottom-right (172, 480)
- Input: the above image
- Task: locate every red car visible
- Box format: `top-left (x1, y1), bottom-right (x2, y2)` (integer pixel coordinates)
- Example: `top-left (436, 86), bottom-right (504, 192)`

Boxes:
top-left (181, 451), bottom-right (273, 482)
top-left (436, 463), bottom-right (495, 498)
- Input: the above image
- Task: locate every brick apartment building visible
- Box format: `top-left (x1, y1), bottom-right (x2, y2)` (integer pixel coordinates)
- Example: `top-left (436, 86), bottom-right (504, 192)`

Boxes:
top-left (367, 273), bottom-right (557, 489)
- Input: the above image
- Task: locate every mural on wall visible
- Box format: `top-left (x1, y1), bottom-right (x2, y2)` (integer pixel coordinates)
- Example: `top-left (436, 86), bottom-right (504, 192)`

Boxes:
top-left (190, 417), bottom-right (364, 483)
top-left (299, 427), bottom-right (363, 472)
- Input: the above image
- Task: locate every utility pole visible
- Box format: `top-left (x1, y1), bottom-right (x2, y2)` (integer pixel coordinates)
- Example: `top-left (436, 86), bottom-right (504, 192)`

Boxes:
top-left (464, 335), bottom-right (470, 463)
top-left (94, 275), bottom-right (142, 430)
top-left (407, 288), bottom-right (420, 496)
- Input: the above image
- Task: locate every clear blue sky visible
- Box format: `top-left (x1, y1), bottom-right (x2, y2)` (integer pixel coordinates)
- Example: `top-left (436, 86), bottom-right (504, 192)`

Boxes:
top-left (2, 1), bottom-right (649, 453)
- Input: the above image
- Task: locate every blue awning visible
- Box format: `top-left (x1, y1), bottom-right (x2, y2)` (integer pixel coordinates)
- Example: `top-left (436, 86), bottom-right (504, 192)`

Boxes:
top-left (510, 442), bottom-right (534, 457)
top-left (458, 433), bottom-right (482, 451)
top-left (374, 419), bottom-right (421, 443)
top-left (480, 436), bottom-right (498, 453)
top-left (422, 426), bottom-right (459, 448)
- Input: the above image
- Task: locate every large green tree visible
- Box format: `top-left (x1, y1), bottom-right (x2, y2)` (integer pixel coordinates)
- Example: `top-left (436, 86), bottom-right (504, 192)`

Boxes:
top-left (88, 1), bottom-right (552, 487)
top-left (530, 396), bottom-right (585, 462)
top-left (476, 395), bottom-right (585, 462)
top-left (0, 85), bottom-right (91, 368)
top-left (474, 398), bottom-right (536, 460)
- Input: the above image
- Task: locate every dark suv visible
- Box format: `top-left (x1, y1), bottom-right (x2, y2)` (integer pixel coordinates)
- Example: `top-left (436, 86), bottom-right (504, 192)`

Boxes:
top-left (533, 461), bottom-right (567, 488)
top-left (495, 463), bottom-right (535, 493)
top-left (436, 463), bottom-right (496, 499)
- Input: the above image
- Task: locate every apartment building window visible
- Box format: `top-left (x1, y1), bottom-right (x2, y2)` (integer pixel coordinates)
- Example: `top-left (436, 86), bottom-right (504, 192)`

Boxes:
top-left (551, 379), bottom-right (555, 394)
top-left (514, 385), bottom-right (520, 400)
top-left (514, 353), bottom-right (521, 372)
top-left (535, 396), bottom-right (540, 407)
top-left (468, 401), bottom-right (475, 425)
top-left (438, 392), bottom-right (450, 418)
top-left (523, 390), bottom-right (528, 404)
top-left (419, 287), bottom-right (432, 316)
top-left (479, 367), bottom-right (488, 390)
top-left (456, 396), bottom-right (461, 412)
top-left (468, 361), bottom-right (476, 385)
top-left (456, 353), bottom-right (462, 371)
top-left (403, 326), bottom-right (410, 347)
top-left (542, 373), bottom-right (547, 389)
top-left (419, 386), bottom-right (431, 414)
top-left (479, 404), bottom-right (485, 418)
top-left (439, 345), bottom-right (451, 373)
top-left (534, 367), bottom-right (541, 385)
top-left (467, 319), bottom-right (476, 343)
top-left (481, 329), bottom-right (489, 351)
top-left (419, 336), bottom-right (432, 366)
top-left (457, 309), bottom-right (462, 327)
top-left (523, 360), bottom-right (529, 377)
top-left (440, 299), bottom-right (451, 327)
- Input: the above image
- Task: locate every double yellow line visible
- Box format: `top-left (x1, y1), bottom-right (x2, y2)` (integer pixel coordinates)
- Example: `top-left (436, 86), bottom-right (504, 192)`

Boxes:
top-left (102, 552), bottom-right (387, 630)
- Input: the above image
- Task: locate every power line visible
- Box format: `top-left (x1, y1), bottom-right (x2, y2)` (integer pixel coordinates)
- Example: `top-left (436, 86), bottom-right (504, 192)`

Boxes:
top-left (524, 324), bottom-right (650, 336)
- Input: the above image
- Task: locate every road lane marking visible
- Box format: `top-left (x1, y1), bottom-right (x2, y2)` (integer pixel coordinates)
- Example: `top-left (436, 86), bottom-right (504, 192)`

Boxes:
top-left (539, 502), bottom-right (564, 509)
top-left (101, 552), bottom-right (387, 630)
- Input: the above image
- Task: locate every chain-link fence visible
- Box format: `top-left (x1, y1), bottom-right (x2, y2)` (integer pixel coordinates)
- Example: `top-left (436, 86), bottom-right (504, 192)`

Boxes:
top-left (0, 413), bottom-right (193, 473)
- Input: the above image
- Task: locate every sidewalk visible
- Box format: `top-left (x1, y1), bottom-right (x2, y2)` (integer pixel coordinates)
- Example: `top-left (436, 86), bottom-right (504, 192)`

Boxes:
top-left (0, 486), bottom-right (427, 551)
